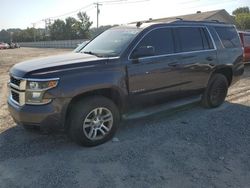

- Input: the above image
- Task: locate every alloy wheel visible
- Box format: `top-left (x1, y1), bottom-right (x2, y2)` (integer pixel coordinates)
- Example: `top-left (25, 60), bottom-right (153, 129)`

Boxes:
top-left (82, 107), bottom-right (113, 140)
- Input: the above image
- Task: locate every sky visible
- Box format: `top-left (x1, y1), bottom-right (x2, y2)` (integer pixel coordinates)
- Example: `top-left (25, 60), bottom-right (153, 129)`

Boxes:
top-left (0, 0), bottom-right (249, 30)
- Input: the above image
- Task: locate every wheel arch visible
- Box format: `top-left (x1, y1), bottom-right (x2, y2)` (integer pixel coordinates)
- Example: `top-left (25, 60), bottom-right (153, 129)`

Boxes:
top-left (63, 87), bottom-right (126, 129)
top-left (211, 66), bottom-right (233, 86)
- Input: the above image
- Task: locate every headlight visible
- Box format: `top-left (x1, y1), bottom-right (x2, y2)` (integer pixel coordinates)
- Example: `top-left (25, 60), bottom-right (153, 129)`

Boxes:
top-left (27, 80), bottom-right (58, 90)
top-left (26, 79), bottom-right (59, 105)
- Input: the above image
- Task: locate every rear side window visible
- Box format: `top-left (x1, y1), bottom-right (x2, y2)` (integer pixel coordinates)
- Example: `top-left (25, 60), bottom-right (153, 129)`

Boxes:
top-left (135, 28), bottom-right (175, 56)
top-left (215, 26), bottom-right (241, 48)
top-left (176, 27), bottom-right (212, 52)
top-left (201, 28), bottom-right (214, 50)
top-left (244, 34), bottom-right (250, 46)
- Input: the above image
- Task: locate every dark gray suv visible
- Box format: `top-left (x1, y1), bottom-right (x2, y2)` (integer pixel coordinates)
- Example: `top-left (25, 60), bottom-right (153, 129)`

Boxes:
top-left (8, 20), bottom-right (244, 146)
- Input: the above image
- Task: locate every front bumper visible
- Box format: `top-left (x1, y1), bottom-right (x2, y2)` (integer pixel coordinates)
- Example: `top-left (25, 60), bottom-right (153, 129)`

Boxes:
top-left (8, 97), bottom-right (71, 129)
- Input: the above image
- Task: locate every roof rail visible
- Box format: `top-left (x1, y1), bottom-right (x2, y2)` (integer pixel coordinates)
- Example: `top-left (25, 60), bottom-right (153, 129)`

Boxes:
top-left (173, 20), bottom-right (226, 24)
top-left (210, 19), bottom-right (224, 23)
top-left (136, 22), bottom-right (143, 28)
top-left (175, 17), bottom-right (183, 20)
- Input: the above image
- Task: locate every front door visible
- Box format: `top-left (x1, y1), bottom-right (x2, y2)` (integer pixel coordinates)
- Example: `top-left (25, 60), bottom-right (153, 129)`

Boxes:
top-left (127, 27), bottom-right (185, 106)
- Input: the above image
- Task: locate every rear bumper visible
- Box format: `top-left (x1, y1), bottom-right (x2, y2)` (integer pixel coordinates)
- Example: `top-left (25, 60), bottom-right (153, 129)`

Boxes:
top-left (8, 97), bottom-right (71, 129)
top-left (231, 62), bottom-right (245, 85)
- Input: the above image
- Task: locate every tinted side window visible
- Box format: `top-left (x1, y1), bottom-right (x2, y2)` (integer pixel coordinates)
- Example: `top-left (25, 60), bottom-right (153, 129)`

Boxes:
top-left (201, 28), bottom-right (214, 50)
top-left (176, 27), bottom-right (204, 52)
top-left (244, 34), bottom-right (250, 46)
top-left (215, 26), bottom-right (241, 48)
top-left (134, 28), bottom-right (174, 56)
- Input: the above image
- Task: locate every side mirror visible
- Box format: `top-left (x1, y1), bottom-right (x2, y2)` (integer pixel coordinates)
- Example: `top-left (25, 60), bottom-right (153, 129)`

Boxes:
top-left (131, 46), bottom-right (155, 59)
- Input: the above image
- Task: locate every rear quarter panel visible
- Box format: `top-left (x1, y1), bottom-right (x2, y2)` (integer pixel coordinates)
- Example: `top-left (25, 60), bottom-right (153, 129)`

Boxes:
top-left (209, 26), bottom-right (244, 83)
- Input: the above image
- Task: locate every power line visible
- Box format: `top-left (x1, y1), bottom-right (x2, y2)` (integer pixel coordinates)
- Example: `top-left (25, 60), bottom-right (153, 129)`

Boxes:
top-left (32, 3), bottom-right (94, 25)
top-left (183, 0), bottom-right (235, 9)
top-left (48, 4), bottom-right (93, 19)
top-left (93, 0), bottom-right (126, 28)
top-left (103, 0), bottom-right (150, 5)
top-left (32, 0), bottom-right (150, 28)
top-left (93, 0), bottom-right (150, 27)
top-left (93, 0), bottom-right (128, 28)
top-left (98, 0), bottom-right (127, 4)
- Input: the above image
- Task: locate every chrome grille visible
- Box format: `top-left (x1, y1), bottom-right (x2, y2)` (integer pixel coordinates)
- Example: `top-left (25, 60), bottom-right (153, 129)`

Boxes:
top-left (11, 90), bottom-right (20, 103)
top-left (9, 75), bottom-right (26, 106)
top-left (10, 76), bottom-right (21, 87)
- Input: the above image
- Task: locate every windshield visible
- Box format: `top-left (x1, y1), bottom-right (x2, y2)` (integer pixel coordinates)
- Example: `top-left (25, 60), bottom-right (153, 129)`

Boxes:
top-left (80, 27), bottom-right (141, 57)
top-left (74, 41), bottom-right (89, 53)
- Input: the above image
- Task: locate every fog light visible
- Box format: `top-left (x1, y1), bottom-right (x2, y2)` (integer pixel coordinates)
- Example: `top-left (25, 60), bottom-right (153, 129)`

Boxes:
top-left (32, 92), bottom-right (41, 99)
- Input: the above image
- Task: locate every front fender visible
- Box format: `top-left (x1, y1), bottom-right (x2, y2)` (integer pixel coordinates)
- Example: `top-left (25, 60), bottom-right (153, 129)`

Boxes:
top-left (45, 63), bottom-right (128, 99)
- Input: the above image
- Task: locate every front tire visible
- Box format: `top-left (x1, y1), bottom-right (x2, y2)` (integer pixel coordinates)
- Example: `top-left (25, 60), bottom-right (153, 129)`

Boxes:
top-left (202, 73), bottom-right (229, 108)
top-left (68, 96), bottom-right (120, 147)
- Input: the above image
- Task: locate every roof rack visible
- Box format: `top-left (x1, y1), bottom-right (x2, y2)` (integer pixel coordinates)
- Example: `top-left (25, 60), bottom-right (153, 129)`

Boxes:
top-left (173, 19), bottom-right (226, 24)
top-left (129, 18), bottom-right (228, 27)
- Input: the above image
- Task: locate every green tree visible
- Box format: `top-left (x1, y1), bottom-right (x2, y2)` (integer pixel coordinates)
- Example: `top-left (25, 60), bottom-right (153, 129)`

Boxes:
top-left (233, 6), bottom-right (250, 30)
top-left (13, 28), bottom-right (34, 42)
top-left (49, 19), bottom-right (66, 40)
top-left (2, 11), bottom-right (93, 42)
top-left (76, 12), bottom-right (93, 38)
top-left (0, 30), bottom-right (10, 42)
top-left (65, 17), bottom-right (79, 39)
top-left (232, 7), bottom-right (250, 15)
top-left (235, 13), bottom-right (250, 30)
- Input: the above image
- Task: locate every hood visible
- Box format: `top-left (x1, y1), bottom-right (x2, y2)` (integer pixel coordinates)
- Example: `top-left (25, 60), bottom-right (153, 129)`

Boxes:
top-left (10, 52), bottom-right (109, 78)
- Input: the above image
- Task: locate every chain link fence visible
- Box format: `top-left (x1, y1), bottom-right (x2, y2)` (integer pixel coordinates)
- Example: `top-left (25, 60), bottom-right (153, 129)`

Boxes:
top-left (19, 39), bottom-right (88, 49)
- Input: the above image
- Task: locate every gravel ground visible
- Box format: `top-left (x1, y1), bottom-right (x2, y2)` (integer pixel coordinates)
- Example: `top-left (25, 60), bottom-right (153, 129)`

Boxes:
top-left (0, 48), bottom-right (250, 188)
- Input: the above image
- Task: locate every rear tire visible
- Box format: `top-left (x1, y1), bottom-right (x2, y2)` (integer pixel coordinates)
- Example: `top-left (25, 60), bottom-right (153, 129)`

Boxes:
top-left (68, 96), bottom-right (120, 147)
top-left (202, 73), bottom-right (228, 108)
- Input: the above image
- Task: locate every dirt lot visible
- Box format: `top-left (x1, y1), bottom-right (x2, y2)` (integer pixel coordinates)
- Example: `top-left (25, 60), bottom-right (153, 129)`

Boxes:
top-left (0, 48), bottom-right (250, 188)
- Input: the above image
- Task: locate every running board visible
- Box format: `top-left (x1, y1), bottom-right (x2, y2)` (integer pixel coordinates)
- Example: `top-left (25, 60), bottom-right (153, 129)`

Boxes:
top-left (123, 95), bottom-right (202, 120)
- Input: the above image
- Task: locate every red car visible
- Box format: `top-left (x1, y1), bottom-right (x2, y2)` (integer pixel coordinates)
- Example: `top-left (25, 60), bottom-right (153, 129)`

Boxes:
top-left (0, 42), bottom-right (9, 49)
top-left (238, 31), bottom-right (250, 63)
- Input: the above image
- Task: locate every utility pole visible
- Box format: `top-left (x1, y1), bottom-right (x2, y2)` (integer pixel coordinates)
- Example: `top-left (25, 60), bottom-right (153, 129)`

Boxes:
top-left (32, 23), bottom-right (36, 42)
top-left (10, 32), bottom-right (13, 43)
top-left (43, 18), bottom-right (52, 37)
top-left (94, 2), bottom-right (102, 28)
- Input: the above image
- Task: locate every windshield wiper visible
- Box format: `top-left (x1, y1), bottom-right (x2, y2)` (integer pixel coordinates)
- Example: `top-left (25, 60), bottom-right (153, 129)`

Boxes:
top-left (82, 51), bottom-right (102, 57)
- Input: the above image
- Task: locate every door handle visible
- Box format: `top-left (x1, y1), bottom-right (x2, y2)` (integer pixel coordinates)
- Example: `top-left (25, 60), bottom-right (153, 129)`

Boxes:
top-left (168, 62), bottom-right (179, 67)
top-left (206, 57), bottom-right (213, 61)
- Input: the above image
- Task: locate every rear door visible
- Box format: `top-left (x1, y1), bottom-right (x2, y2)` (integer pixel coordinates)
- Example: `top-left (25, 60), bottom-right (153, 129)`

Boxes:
top-left (173, 26), bottom-right (217, 95)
